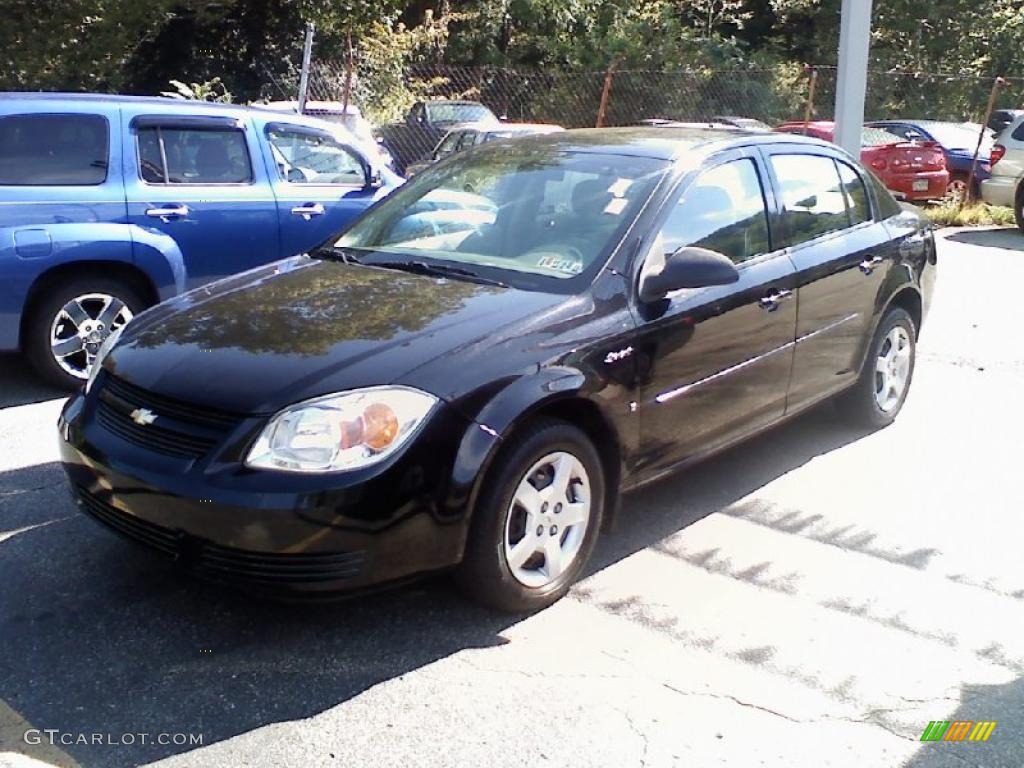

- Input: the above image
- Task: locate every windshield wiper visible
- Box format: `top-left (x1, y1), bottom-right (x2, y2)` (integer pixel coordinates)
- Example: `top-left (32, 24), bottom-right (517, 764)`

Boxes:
top-left (369, 259), bottom-right (508, 288)
top-left (312, 247), bottom-right (362, 265)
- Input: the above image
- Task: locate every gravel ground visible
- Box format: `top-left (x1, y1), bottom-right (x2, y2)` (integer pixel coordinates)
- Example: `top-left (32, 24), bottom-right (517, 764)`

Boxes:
top-left (1, 228), bottom-right (1022, 768)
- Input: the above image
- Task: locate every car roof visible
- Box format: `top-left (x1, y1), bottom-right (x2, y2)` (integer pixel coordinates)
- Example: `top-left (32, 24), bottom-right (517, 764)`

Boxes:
top-left (482, 126), bottom-right (838, 162)
top-left (0, 92), bottom-right (253, 110)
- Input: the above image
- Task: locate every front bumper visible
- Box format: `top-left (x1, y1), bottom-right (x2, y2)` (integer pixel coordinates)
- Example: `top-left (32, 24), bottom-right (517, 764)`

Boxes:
top-left (58, 387), bottom-right (481, 595)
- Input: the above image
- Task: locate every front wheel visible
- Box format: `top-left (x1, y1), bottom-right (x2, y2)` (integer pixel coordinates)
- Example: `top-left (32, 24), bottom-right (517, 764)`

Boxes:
top-left (24, 276), bottom-right (144, 389)
top-left (454, 420), bottom-right (604, 612)
top-left (836, 307), bottom-right (916, 428)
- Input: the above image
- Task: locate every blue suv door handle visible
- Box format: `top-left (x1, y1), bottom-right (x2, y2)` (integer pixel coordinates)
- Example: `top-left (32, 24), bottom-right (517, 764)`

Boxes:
top-left (145, 204), bottom-right (190, 221)
top-left (291, 203), bottom-right (325, 220)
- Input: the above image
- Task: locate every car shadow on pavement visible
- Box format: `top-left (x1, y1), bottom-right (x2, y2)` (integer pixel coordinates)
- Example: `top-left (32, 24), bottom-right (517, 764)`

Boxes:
top-left (944, 227), bottom-right (1024, 252)
top-left (0, 403), bottom-right (877, 767)
top-left (0, 353), bottom-right (66, 408)
top-left (901, 675), bottom-right (1024, 768)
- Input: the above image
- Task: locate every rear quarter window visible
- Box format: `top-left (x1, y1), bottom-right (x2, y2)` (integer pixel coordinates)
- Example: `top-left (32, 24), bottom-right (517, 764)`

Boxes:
top-left (0, 113), bottom-right (108, 185)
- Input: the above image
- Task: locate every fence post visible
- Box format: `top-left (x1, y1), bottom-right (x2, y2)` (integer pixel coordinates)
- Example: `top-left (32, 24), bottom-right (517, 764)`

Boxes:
top-left (596, 55), bottom-right (623, 128)
top-left (342, 33), bottom-right (354, 113)
top-left (967, 76), bottom-right (1006, 204)
top-left (802, 65), bottom-right (818, 135)
top-left (297, 22), bottom-right (315, 112)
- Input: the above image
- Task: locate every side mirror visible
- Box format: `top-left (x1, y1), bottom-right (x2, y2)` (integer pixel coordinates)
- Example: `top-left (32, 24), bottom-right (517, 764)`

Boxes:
top-left (638, 246), bottom-right (739, 303)
top-left (363, 164), bottom-right (383, 189)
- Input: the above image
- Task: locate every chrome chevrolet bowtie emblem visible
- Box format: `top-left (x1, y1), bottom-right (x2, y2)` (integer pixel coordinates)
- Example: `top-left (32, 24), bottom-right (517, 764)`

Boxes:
top-left (130, 408), bottom-right (157, 426)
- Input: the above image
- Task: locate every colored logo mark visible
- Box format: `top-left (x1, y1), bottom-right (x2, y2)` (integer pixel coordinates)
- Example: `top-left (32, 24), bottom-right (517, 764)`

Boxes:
top-left (920, 721), bottom-right (996, 742)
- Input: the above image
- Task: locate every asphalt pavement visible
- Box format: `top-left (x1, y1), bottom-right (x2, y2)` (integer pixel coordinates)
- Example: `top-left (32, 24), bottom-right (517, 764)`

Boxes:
top-left (1, 228), bottom-right (1022, 768)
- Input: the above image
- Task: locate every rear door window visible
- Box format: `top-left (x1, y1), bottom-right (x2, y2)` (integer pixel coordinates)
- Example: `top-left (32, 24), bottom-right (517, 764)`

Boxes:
top-left (770, 154), bottom-right (850, 246)
top-left (137, 126), bottom-right (252, 184)
top-left (0, 113), bottom-right (108, 185)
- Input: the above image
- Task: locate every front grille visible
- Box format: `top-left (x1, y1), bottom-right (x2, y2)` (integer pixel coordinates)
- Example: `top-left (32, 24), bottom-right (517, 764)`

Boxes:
top-left (95, 374), bottom-right (244, 460)
top-left (77, 486), bottom-right (180, 556)
top-left (76, 486), bottom-right (365, 585)
top-left (198, 546), bottom-right (366, 584)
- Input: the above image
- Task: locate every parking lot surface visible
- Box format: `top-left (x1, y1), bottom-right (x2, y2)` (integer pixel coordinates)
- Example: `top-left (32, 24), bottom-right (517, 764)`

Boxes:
top-left (1, 228), bottom-right (1022, 768)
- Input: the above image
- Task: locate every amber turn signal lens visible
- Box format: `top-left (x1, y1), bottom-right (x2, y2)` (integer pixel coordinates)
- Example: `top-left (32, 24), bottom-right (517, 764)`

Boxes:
top-left (362, 402), bottom-right (399, 451)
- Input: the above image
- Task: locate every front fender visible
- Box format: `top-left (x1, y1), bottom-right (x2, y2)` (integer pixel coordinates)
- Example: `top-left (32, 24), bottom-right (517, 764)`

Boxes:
top-left (441, 366), bottom-right (616, 536)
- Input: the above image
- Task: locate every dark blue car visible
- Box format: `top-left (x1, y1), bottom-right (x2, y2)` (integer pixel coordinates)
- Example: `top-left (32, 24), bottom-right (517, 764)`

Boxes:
top-left (868, 119), bottom-right (992, 200)
top-left (0, 94), bottom-right (401, 387)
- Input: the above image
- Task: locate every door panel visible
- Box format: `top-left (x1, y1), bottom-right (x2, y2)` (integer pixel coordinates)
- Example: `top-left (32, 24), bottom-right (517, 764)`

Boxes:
top-left (635, 255), bottom-right (798, 474)
top-left (634, 153), bottom-right (797, 476)
top-left (262, 123), bottom-right (381, 257)
top-left (762, 150), bottom-right (889, 411)
top-left (122, 113), bottom-right (280, 290)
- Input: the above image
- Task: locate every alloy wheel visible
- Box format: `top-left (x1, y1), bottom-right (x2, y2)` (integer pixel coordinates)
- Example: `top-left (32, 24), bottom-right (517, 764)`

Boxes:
top-left (49, 293), bottom-right (133, 379)
top-left (503, 451), bottom-right (591, 588)
top-left (874, 326), bottom-right (912, 413)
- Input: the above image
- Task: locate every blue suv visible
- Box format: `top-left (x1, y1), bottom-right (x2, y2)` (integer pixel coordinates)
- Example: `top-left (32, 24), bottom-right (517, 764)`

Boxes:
top-left (0, 93), bottom-right (401, 388)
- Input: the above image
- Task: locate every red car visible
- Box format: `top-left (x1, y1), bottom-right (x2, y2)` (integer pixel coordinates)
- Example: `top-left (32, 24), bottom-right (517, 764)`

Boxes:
top-left (775, 121), bottom-right (949, 202)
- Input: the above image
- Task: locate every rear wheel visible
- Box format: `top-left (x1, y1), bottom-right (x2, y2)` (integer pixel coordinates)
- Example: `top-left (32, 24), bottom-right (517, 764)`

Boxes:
top-left (943, 176), bottom-right (969, 205)
top-left (455, 420), bottom-right (604, 612)
top-left (836, 307), bottom-right (916, 428)
top-left (24, 276), bottom-right (144, 389)
top-left (1015, 186), bottom-right (1024, 233)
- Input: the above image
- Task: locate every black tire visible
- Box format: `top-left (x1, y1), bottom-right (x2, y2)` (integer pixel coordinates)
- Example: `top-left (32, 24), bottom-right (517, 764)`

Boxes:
top-left (836, 307), bottom-right (916, 428)
top-left (24, 275), bottom-right (146, 390)
top-left (1015, 186), bottom-right (1024, 234)
top-left (454, 419), bottom-right (605, 612)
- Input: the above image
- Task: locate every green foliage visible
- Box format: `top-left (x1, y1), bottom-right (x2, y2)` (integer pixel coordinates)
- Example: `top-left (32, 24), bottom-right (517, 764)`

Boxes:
top-left (161, 77), bottom-right (233, 103)
top-left (922, 202), bottom-right (1016, 228)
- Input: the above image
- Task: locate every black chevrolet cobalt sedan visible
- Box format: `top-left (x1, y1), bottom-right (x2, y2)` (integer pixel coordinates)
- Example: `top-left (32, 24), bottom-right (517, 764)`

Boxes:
top-left (59, 127), bottom-right (935, 611)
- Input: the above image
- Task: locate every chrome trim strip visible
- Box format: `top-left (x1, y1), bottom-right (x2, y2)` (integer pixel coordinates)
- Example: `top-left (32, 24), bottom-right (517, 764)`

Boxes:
top-left (654, 312), bottom-right (860, 405)
top-left (794, 312), bottom-right (860, 344)
top-left (656, 341), bottom-right (794, 403)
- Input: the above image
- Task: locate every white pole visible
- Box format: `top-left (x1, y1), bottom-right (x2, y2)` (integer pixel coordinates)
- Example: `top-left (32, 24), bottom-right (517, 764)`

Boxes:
top-left (833, 0), bottom-right (873, 156)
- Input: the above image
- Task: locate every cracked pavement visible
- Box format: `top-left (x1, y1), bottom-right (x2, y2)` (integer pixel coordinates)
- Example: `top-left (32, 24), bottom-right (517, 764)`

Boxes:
top-left (1, 228), bottom-right (1022, 768)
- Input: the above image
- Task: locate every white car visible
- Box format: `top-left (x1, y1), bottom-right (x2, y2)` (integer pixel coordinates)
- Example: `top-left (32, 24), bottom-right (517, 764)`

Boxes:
top-left (981, 114), bottom-right (1024, 230)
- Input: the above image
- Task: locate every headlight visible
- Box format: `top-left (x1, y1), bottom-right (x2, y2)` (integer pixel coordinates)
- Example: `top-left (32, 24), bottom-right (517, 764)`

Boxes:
top-left (245, 386), bottom-right (438, 473)
top-left (84, 326), bottom-right (125, 394)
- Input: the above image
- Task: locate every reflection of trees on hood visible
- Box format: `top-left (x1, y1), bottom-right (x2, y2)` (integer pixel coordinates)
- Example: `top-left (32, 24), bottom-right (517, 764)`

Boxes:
top-left (132, 264), bottom-right (485, 356)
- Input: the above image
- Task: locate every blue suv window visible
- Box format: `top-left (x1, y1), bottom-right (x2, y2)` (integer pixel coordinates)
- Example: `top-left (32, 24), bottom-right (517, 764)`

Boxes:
top-left (0, 113), bottom-right (108, 185)
top-left (137, 126), bottom-right (252, 184)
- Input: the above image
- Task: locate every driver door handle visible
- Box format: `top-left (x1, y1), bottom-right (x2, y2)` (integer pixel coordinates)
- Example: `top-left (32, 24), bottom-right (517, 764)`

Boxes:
top-left (145, 204), bottom-right (189, 220)
top-left (859, 255), bottom-right (885, 274)
top-left (759, 289), bottom-right (793, 312)
top-left (291, 203), bottom-right (325, 220)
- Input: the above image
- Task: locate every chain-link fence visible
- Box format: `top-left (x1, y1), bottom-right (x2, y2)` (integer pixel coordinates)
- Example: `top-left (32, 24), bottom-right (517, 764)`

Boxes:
top-left (254, 37), bottom-right (1022, 174)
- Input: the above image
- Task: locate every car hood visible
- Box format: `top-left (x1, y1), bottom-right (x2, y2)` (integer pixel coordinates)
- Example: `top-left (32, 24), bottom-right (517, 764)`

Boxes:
top-left (107, 256), bottom-right (564, 414)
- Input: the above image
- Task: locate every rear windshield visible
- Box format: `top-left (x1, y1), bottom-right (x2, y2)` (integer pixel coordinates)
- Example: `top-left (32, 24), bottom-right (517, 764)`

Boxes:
top-left (0, 113), bottom-right (108, 185)
top-left (425, 103), bottom-right (497, 125)
top-left (862, 127), bottom-right (904, 147)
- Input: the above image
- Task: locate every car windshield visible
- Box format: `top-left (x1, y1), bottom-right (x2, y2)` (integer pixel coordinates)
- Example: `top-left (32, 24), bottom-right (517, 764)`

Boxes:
top-left (426, 103), bottom-right (497, 125)
top-left (333, 146), bottom-right (668, 293)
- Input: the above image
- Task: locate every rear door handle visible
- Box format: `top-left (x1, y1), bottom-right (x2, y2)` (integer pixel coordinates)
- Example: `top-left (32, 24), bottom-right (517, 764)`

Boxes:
top-left (145, 204), bottom-right (189, 220)
top-left (759, 289), bottom-right (793, 312)
top-left (859, 255), bottom-right (885, 274)
top-left (291, 203), bottom-right (325, 220)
